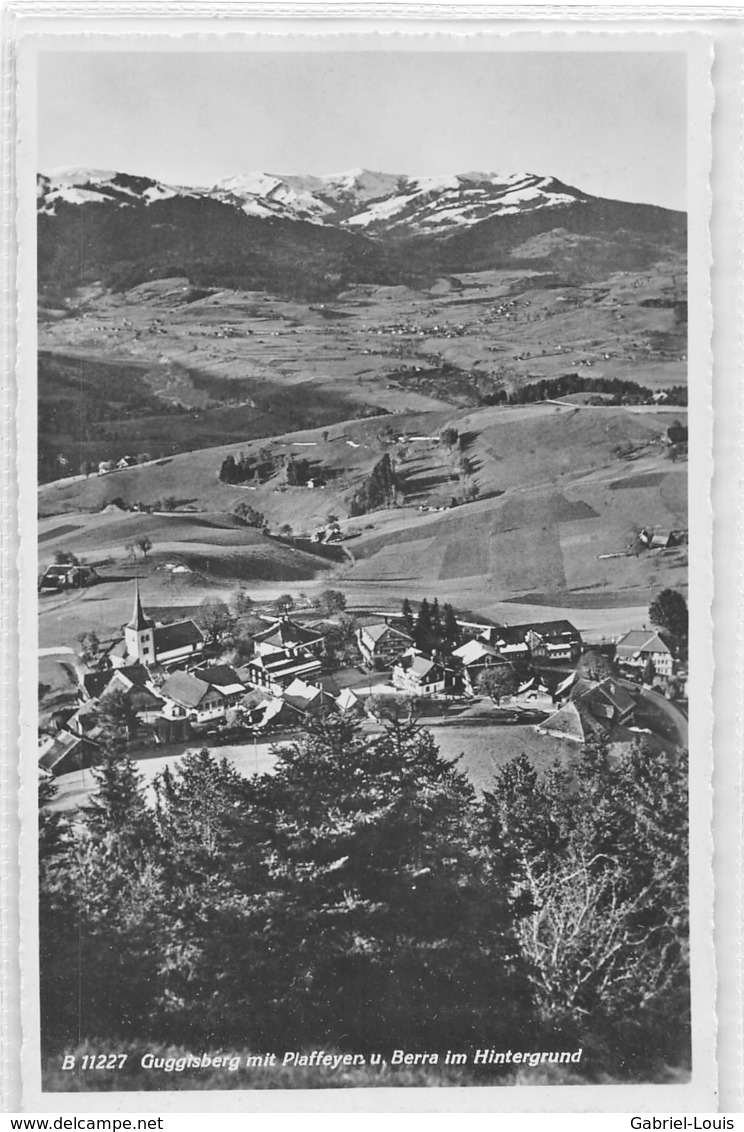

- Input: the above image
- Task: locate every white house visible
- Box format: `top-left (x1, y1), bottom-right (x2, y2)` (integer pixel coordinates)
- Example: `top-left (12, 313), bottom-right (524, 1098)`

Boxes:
top-left (356, 622), bottom-right (413, 669)
top-left (615, 630), bottom-right (674, 677)
top-left (159, 671), bottom-right (228, 725)
top-left (392, 649), bottom-right (451, 697)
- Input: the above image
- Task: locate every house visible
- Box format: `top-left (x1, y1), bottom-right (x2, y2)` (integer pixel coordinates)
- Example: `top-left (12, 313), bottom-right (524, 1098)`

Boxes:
top-left (511, 676), bottom-right (554, 711)
top-left (356, 622), bottom-right (414, 669)
top-left (252, 616), bottom-right (325, 659)
top-left (101, 665), bottom-right (165, 724)
top-left (451, 638), bottom-right (510, 696)
top-left (615, 630), bottom-right (674, 677)
top-left (38, 563), bottom-right (98, 593)
top-left (648, 529), bottom-right (677, 550)
top-left (336, 687), bottom-right (362, 715)
top-left (239, 648), bottom-right (323, 697)
top-left (80, 668), bottom-right (118, 701)
top-left (578, 677), bottom-right (635, 725)
top-left (191, 664), bottom-right (246, 705)
top-left (38, 705), bottom-right (105, 775)
top-left (38, 727), bottom-right (101, 776)
top-left (117, 454), bottom-right (137, 469)
top-left (124, 582), bottom-right (205, 667)
top-left (282, 677), bottom-right (337, 716)
top-left (535, 700), bottom-right (605, 744)
top-left (536, 677), bottom-right (635, 744)
top-left (391, 649), bottom-right (453, 697)
top-left (239, 688), bottom-right (304, 731)
top-left (80, 663), bottom-right (164, 724)
top-left (159, 671), bottom-right (228, 725)
top-left (485, 620), bottom-right (582, 664)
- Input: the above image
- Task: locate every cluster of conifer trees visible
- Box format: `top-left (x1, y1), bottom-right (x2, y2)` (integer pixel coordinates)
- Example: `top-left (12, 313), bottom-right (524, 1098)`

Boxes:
top-left (39, 716), bottom-right (689, 1084)
top-left (400, 597), bottom-right (460, 653)
top-left (349, 454), bottom-right (397, 516)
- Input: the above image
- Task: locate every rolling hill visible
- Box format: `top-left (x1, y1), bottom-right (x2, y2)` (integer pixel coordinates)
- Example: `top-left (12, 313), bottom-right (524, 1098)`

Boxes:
top-left (38, 402), bottom-right (688, 613)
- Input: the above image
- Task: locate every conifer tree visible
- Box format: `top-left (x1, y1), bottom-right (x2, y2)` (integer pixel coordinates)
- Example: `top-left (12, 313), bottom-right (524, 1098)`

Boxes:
top-left (442, 602), bottom-right (460, 649)
top-left (252, 714), bottom-right (533, 1050)
top-left (430, 597), bottom-right (443, 644)
top-left (414, 598), bottom-right (432, 650)
top-left (401, 597), bottom-right (415, 636)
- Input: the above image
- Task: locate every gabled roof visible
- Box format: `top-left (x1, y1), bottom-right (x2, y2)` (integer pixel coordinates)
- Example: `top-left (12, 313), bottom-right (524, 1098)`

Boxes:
top-left (615, 630), bottom-right (671, 657)
top-left (81, 670), bottom-right (114, 699)
top-left (394, 651), bottom-right (443, 681)
top-left (245, 651), bottom-right (322, 680)
top-left (359, 622), bottom-right (412, 647)
top-left (336, 687), bottom-right (360, 711)
top-left (153, 620), bottom-right (204, 654)
top-left (192, 664), bottom-right (245, 692)
top-left (537, 700), bottom-right (604, 743)
top-left (39, 729), bottom-right (83, 772)
top-left (283, 677), bottom-right (323, 704)
top-left (252, 617), bottom-right (324, 649)
top-left (590, 677), bottom-right (636, 716)
top-left (125, 685), bottom-right (164, 713)
top-left (452, 639), bottom-right (501, 666)
top-left (569, 676), bottom-right (600, 701)
top-left (492, 619), bottom-right (581, 646)
top-left (555, 671), bottom-right (578, 697)
top-left (110, 663), bottom-right (151, 688)
top-left (160, 671), bottom-right (213, 709)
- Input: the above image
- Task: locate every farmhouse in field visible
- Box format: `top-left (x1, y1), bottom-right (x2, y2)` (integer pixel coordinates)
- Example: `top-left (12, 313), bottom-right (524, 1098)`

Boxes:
top-left (38, 562), bottom-right (98, 593)
top-left (356, 621), bottom-right (414, 669)
top-left (123, 582), bottom-right (205, 667)
top-left (615, 629), bottom-right (674, 676)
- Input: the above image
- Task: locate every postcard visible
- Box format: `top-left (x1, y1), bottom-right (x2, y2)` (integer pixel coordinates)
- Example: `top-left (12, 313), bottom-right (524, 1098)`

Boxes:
top-left (4, 9), bottom-right (742, 1114)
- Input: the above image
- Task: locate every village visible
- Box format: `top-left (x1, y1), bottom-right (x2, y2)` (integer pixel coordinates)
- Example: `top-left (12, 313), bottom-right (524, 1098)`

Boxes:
top-left (38, 575), bottom-right (688, 781)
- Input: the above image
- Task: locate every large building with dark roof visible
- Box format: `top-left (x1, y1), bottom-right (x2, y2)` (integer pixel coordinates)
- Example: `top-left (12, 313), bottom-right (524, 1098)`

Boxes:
top-left (252, 616), bottom-right (325, 658)
top-left (123, 582), bottom-right (205, 667)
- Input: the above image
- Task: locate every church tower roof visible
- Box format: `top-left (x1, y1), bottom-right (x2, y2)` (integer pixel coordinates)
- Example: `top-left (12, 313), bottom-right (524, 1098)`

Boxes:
top-left (127, 581), bottom-right (154, 632)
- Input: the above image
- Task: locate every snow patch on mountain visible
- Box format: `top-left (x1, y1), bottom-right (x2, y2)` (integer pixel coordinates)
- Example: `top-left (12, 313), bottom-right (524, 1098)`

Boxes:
top-left (38, 167), bottom-right (590, 232)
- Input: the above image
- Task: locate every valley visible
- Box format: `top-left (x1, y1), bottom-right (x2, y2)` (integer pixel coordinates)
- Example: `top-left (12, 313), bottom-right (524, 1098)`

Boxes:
top-left (36, 166), bottom-right (689, 799)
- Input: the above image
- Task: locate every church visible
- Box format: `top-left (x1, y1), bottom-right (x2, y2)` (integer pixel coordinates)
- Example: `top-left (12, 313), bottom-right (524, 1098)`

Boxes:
top-left (121, 582), bottom-right (205, 667)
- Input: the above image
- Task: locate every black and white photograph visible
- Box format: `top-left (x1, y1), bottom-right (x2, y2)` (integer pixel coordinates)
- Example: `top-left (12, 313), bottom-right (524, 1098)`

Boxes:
top-left (7, 21), bottom-right (733, 1113)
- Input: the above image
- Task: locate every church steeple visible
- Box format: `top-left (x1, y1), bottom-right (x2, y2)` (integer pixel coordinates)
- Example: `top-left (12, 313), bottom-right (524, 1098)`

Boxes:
top-left (124, 581), bottom-right (156, 663)
top-left (127, 580), bottom-right (153, 631)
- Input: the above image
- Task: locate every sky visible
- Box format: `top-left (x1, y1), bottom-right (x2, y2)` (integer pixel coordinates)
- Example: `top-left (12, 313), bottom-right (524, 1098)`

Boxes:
top-left (37, 47), bottom-right (687, 210)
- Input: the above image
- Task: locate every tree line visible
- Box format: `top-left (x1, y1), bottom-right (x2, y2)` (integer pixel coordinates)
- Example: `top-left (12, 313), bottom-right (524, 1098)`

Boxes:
top-left (475, 373), bottom-right (688, 408)
top-left (39, 716), bottom-right (689, 1083)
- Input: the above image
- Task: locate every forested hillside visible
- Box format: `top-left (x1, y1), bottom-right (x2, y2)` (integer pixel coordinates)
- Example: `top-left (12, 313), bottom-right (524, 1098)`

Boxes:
top-left (39, 715), bottom-right (689, 1090)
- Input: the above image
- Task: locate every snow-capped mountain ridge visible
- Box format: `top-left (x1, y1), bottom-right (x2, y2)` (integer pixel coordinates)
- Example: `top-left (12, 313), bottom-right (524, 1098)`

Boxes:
top-left (38, 167), bottom-right (592, 234)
